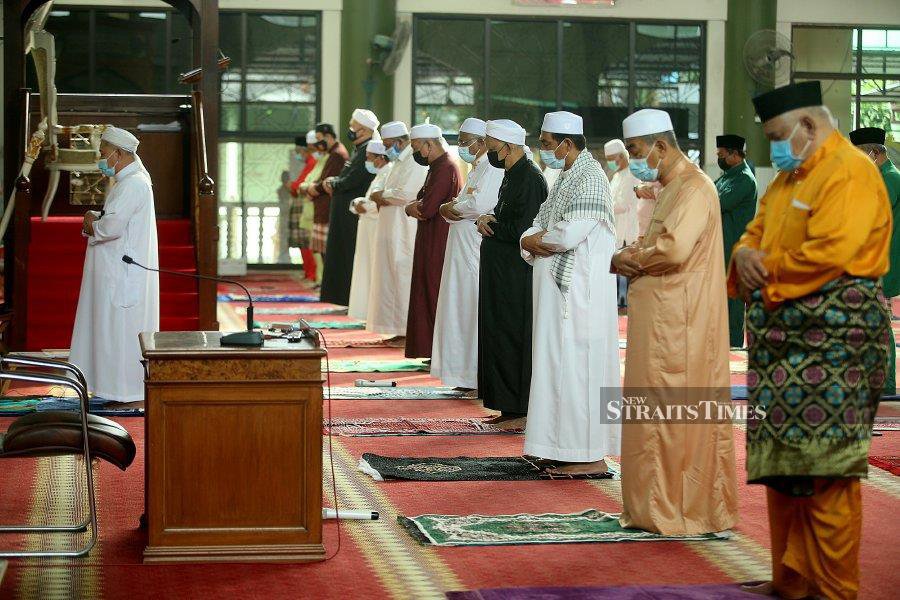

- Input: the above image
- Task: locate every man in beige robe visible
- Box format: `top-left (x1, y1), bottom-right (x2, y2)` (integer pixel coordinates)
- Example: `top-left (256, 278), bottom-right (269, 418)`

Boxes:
top-left (612, 109), bottom-right (738, 535)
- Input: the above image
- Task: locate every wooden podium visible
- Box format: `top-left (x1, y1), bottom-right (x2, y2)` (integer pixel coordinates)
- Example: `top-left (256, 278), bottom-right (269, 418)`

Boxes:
top-left (140, 331), bottom-right (326, 563)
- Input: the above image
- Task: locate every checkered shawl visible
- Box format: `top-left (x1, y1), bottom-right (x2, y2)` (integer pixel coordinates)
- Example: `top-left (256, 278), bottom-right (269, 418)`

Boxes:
top-left (535, 150), bottom-right (614, 294)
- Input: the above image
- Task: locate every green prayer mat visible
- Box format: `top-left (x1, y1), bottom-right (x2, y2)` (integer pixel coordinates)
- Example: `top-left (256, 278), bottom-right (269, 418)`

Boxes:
top-left (0, 396), bottom-right (42, 414)
top-left (359, 454), bottom-right (615, 481)
top-left (330, 387), bottom-right (468, 399)
top-left (251, 307), bottom-right (348, 316)
top-left (255, 320), bottom-right (365, 330)
top-left (328, 359), bottom-right (428, 373)
top-left (399, 509), bottom-right (731, 547)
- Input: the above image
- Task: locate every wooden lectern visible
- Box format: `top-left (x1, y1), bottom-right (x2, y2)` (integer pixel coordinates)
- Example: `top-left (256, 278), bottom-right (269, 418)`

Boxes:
top-left (140, 331), bottom-right (326, 563)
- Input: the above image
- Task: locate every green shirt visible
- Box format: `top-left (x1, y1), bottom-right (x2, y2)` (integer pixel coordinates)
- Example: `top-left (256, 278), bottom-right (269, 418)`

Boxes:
top-left (715, 161), bottom-right (758, 265)
top-left (880, 159), bottom-right (900, 297)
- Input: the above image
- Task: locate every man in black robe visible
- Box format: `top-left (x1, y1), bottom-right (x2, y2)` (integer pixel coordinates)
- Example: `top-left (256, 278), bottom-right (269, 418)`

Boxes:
top-left (319, 108), bottom-right (379, 305)
top-left (476, 119), bottom-right (548, 428)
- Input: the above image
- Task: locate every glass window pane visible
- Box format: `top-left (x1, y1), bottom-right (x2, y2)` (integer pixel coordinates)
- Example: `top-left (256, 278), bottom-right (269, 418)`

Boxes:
top-left (245, 103), bottom-right (316, 133)
top-left (634, 24), bottom-right (703, 146)
top-left (561, 21), bottom-right (630, 139)
top-left (36, 10), bottom-right (91, 93)
top-left (220, 13), bottom-right (244, 132)
top-left (241, 142), bottom-right (293, 204)
top-left (858, 78), bottom-right (900, 132)
top-left (94, 11), bottom-right (167, 93)
top-left (488, 20), bottom-right (557, 131)
top-left (794, 27), bottom-right (855, 74)
top-left (170, 10), bottom-right (194, 90)
top-left (860, 29), bottom-right (900, 77)
top-left (414, 18), bottom-right (485, 134)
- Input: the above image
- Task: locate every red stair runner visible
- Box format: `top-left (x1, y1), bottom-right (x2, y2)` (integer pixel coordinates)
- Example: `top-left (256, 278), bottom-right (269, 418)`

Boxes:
top-left (24, 216), bottom-right (199, 350)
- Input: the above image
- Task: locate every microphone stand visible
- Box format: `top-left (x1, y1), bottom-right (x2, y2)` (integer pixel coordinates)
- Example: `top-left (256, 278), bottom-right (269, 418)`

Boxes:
top-left (122, 255), bottom-right (264, 347)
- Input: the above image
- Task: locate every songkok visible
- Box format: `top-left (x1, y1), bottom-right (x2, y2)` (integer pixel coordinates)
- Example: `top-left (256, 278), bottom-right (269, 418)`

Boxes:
top-left (603, 139), bottom-right (627, 157)
top-left (622, 109), bottom-right (673, 139)
top-left (352, 108), bottom-right (379, 131)
top-left (541, 111), bottom-right (583, 135)
top-left (752, 81), bottom-right (822, 123)
top-left (295, 135), bottom-right (306, 147)
top-left (410, 123), bottom-right (442, 140)
top-left (380, 121), bottom-right (409, 139)
top-left (849, 127), bottom-right (886, 146)
top-left (305, 130), bottom-right (318, 145)
top-left (716, 134), bottom-right (746, 151)
top-left (101, 126), bottom-right (139, 153)
top-left (486, 119), bottom-right (526, 145)
top-left (315, 122), bottom-right (336, 137)
top-left (459, 117), bottom-right (487, 137)
top-left (367, 141), bottom-right (387, 155)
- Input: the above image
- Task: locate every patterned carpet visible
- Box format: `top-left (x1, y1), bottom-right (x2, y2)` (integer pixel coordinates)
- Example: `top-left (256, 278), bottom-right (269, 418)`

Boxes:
top-left (1, 271), bottom-right (898, 599)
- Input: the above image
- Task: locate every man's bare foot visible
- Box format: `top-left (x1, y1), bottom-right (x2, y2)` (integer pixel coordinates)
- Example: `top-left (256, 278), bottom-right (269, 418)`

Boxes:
top-left (497, 417), bottom-right (526, 431)
top-left (483, 414), bottom-right (524, 426)
top-left (740, 582), bottom-right (774, 596)
top-left (544, 459), bottom-right (608, 475)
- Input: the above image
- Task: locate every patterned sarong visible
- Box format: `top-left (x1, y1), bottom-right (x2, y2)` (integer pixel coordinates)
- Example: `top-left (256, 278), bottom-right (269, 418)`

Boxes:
top-left (311, 223), bottom-right (329, 254)
top-left (745, 276), bottom-right (890, 486)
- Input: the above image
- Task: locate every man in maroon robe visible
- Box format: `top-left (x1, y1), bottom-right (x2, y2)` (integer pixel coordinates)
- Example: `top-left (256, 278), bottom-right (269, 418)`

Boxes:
top-left (403, 123), bottom-right (461, 358)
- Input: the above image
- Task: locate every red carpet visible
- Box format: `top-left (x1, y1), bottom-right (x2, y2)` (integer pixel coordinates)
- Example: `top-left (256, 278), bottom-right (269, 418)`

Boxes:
top-left (24, 217), bottom-right (199, 350)
top-left (2, 271), bottom-right (898, 599)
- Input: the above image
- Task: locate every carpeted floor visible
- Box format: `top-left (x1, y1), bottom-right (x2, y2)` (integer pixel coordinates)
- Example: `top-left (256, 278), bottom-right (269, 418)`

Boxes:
top-left (2, 270), bottom-right (899, 599)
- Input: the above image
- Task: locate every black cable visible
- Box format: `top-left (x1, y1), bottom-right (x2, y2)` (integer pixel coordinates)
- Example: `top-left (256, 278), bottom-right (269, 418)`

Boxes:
top-left (318, 329), bottom-right (342, 561)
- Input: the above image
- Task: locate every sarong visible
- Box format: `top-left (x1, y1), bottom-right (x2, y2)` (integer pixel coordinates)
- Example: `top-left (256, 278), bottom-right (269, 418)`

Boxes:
top-left (745, 276), bottom-right (890, 487)
top-left (311, 222), bottom-right (329, 254)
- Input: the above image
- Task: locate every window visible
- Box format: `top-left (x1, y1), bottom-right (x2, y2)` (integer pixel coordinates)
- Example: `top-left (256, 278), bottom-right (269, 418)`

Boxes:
top-left (413, 16), bottom-right (705, 158)
top-left (793, 26), bottom-right (900, 137)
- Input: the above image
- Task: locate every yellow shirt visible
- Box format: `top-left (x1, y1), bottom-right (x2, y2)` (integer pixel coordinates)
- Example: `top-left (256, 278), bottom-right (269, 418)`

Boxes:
top-left (727, 130), bottom-right (891, 307)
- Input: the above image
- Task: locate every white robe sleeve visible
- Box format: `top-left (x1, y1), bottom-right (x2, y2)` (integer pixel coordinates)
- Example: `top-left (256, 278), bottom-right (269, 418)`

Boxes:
top-left (453, 167), bottom-right (503, 220)
top-left (90, 180), bottom-right (146, 245)
top-left (383, 160), bottom-right (427, 207)
top-left (519, 225), bottom-right (543, 265)
top-left (541, 219), bottom-right (601, 253)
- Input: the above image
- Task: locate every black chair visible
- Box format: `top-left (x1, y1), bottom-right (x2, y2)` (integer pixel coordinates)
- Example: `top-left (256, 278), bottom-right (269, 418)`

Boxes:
top-left (0, 354), bottom-right (136, 558)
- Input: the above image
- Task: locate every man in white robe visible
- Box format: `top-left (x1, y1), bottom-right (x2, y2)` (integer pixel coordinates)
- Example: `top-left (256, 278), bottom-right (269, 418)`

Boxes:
top-left (347, 140), bottom-right (391, 320)
top-left (366, 121), bottom-right (428, 337)
top-left (431, 117), bottom-right (504, 389)
top-left (70, 126), bottom-right (159, 401)
top-left (520, 112), bottom-right (620, 475)
top-left (605, 138), bottom-right (640, 307)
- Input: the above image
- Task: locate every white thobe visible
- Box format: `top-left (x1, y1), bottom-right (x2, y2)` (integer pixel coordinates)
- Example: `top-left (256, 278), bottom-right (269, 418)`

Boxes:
top-left (69, 161), bottom-right (160, 401)
top-left (520, 177), bottom-right (621, 462)
top-left (610, 168), bottom-right (640, 247)
top-left (543, 165), bottom-right (561, 191)
top-left (366, 145), bottom-right (428, 335)
top-left (347, 164), bottom-right (391, 320)
top-left (430, 154), bottom-right (504, 388)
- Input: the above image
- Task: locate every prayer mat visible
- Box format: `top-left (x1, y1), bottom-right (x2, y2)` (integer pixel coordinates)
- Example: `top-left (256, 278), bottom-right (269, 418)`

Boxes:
top-left (251, 306), bottom-right (347, 316)
top-left (328, 359), bottom-right (428, 373)
top-left (1, 395), bottom-right (144, 416)
top-left (0, 395), bottom-right (42, 414)
top-left (399, 509), bottom-right (730, 547)
top-left (358, 454), bottom-right (616, 482)
top-left (745, 277), bottom-right (890, 482)
top-left (256, 320), bottom-right (365, 330)
top-left (873, 418), bottom-right (900, 431)
top-left (326, 418), bottom-right (522, 437)
top-left (868, 456), bottom-right (900, 475)
top-left (218, 293), bottom-right (320, 303)
top-left (446, 583), bottom-right (760, 599)
top-left (329, 386), bottom-right (466, 400)
top-left (322, 336), bottom-right (405, 349)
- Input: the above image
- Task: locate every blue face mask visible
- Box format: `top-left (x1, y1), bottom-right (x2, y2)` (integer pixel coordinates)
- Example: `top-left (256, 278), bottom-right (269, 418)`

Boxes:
top-left (539, 141), bottom-right (565, 170)
top-left (365, 161), bottom-right (377, 174)
top-left (386, 144), bottom-right (401, 162)
top-left (97, 154), bottom-right (118, 177)
top-left (770, 123), bottom-right (810, 171)
top-left (606, 160), bottom-right (619, 171)
top-left (458, 142), bottom-right (477, 164)
top-left (629, 147), bottom-right (660, 182)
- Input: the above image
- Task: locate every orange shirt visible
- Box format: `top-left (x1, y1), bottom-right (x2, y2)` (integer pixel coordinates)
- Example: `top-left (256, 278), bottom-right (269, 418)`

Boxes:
top-left (727, 130), bottom-right (891, 307)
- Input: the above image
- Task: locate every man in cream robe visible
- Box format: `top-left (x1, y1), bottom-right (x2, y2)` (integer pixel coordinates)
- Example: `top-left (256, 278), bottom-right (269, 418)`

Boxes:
top-left (347, 140), bottom-right (391, 320)
top-left (520, 112), bottom-right (620, 474)
top-left (70, 126), bottom-right (159, 401)
top-left (366, 121), bottom-right (428, 336)
top-left (431, 117), bottom-right (504, 389)
top-left (612, 109), bottom-right (738, 535)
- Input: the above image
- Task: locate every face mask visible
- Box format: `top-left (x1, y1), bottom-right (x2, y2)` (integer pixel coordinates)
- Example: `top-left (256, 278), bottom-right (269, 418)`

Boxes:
top-left (97, 153), bottom-right (118, 177)
top-left (386, 144), bottom-right (401, 162)
top-left (717, 157), bottom-right (731, 171)
top-left (412, 144), bottom-right (430, 166)
top-left (295, 152), bottom-right (304, 160)
top-left (539, 141), bottom-right (565, 170)
top-left (606, 160), bottom-right (619, 171)
top-left (458, 142), bottom-right (477, 164)
top-left (487, 144), bottom-right (507, 169)
top-left (364, 161), bottom-right (377, 174)
top-left (347, 128), bottom-right (358, 141)
top-left (770, 122), bottom-right (810, 171)
top-left (629, 148), bottom-right (659, 182)
top-left (313, 151), bottom-right (324, 160)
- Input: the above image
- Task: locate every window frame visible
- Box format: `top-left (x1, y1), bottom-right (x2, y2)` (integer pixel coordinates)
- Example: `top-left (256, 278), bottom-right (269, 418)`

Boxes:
top-left (411, 12), bottom-right (706, 159)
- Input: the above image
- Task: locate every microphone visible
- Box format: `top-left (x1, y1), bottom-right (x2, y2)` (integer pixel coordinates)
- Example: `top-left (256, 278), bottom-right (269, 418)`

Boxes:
top-left (122, 255), bottom-right (264, 347)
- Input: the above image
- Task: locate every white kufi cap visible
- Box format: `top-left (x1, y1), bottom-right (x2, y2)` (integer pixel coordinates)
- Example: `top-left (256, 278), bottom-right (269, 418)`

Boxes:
top-left (101, 126), bottom-right (139, 153)
top-left (367, 141), bottom-right (387, 155)
top-left (305, 130), bottom-right (318, 145)
top-left (459, 117), bottom-right (487, 137)
top-left (622, 109), bottom-right (674, 139)
top-left (409, 123), bottom-right (442, 140)
top-left (541, 111), bottom-right (583, 135)
top-left (486, 119), bottom-right (526, 145)
top-left (352, 108), bottom-right (379, 131)
top-left (380, 121), bottom-right (409, 139)
top-left (603, 139), bottom-right (627, 156)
